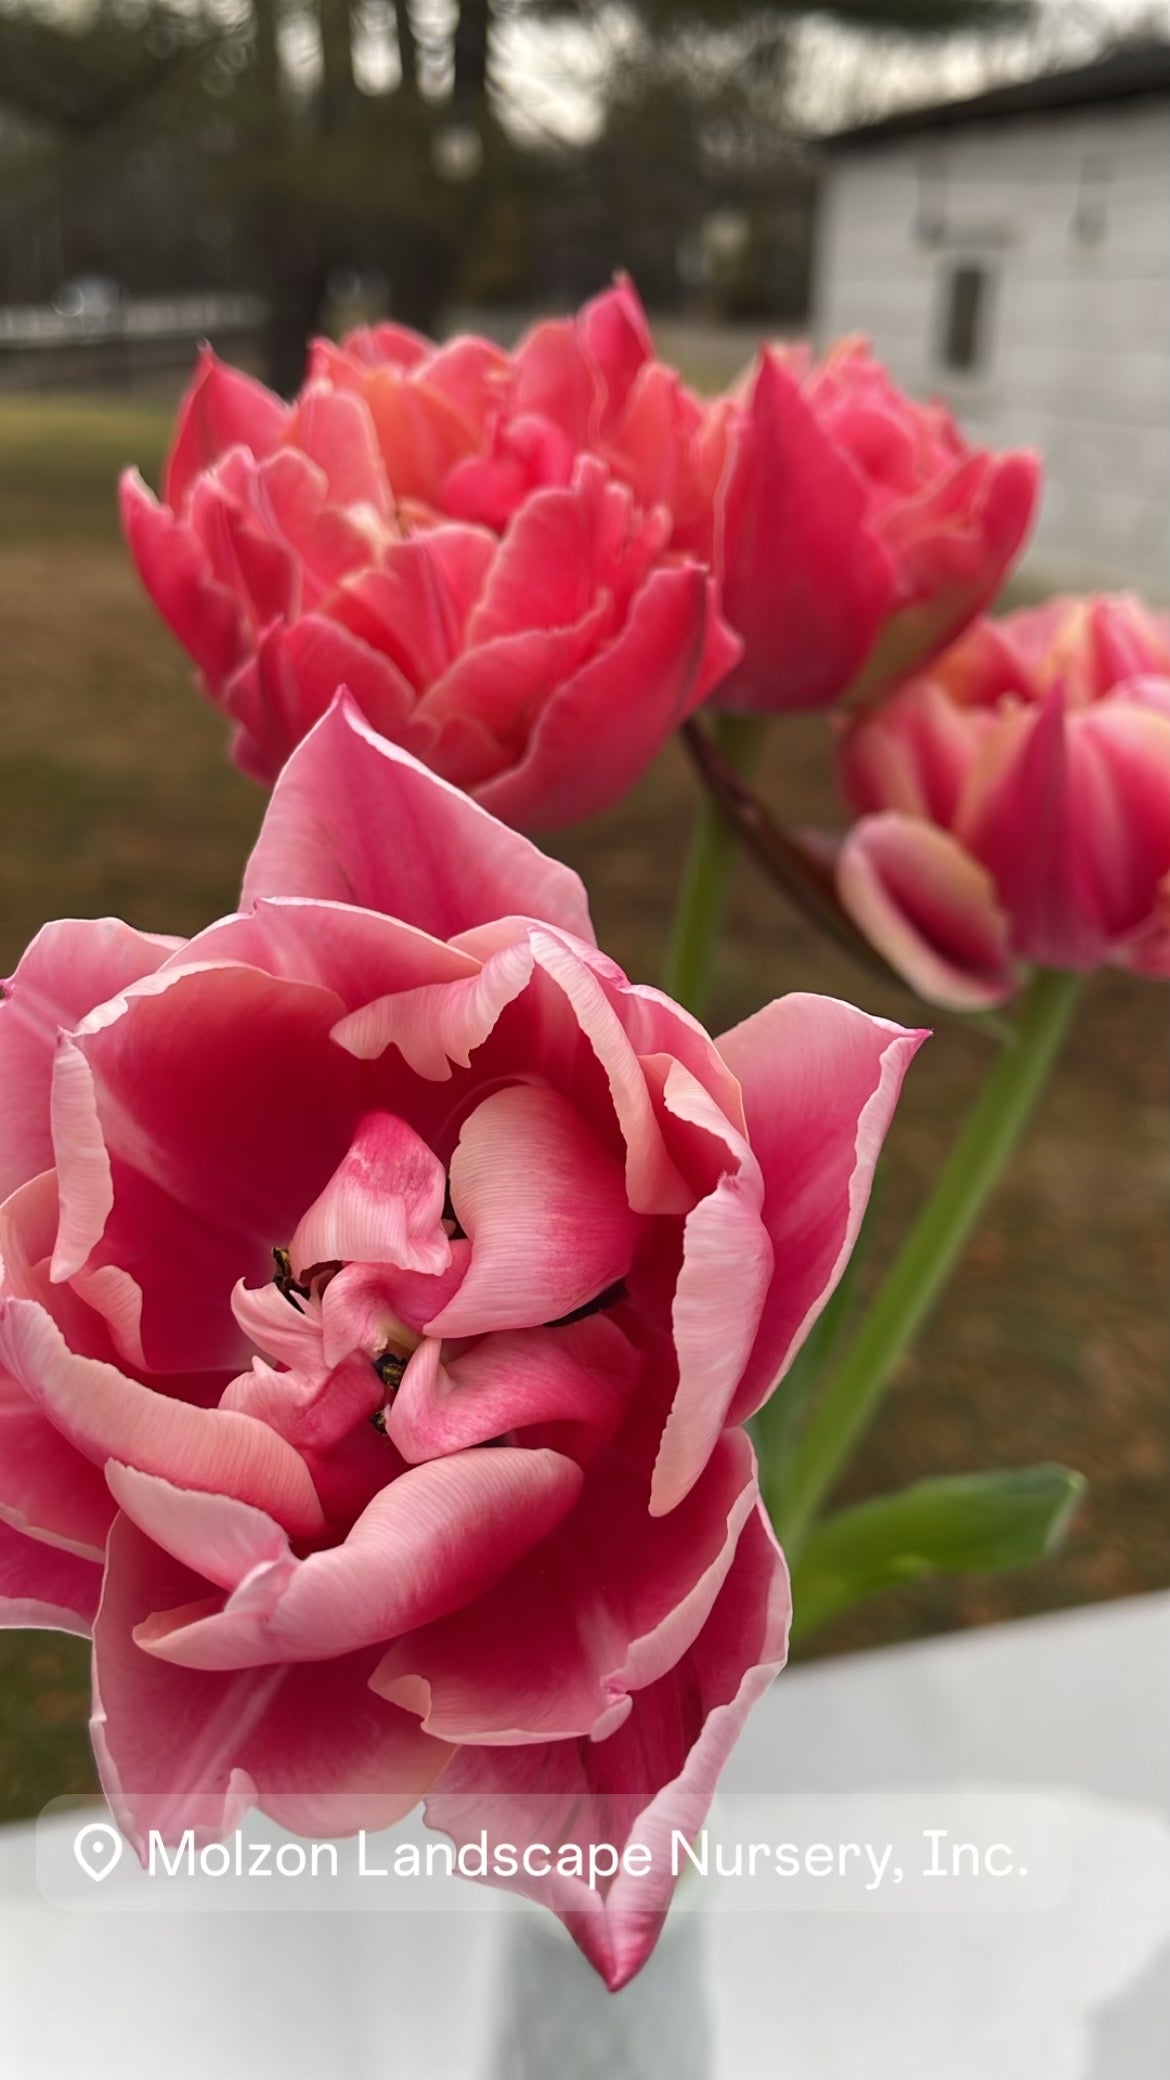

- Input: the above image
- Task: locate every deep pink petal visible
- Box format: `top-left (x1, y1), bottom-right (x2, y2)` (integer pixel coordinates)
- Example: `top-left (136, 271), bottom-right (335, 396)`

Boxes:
top-left (176, 897), bottom-right (478, 1013)
top-left (373, 1427), bottom-right (757, 1741)
top-left (1069, 701), bottom-right (1170, 942)
top-left (242, 698), bottom-right (596, 943)
top-left (422, 1501), bottom-right (789, 1990)
top-left (0, 917), bottom-right (181, 1200)
top-left (120, 472), bottom-right (248, 690)
top-left (579, 275), bottom-right (655, 431)
top-left (328, 526), bottom-right (494, 688)
top-left (92, 1515), bottom-right (446, 1852)
top-left (0, 1516), bottom-right (102, 1635)
top-left (137, 1447), bottom-right (583, 1668)
top-left (525, 930), bottom-right (692, 1216)
top-left (164, 349), bottom-right (288, 510)
top-left (476, 568), bottom-right (740, 832)
top-left (50, 960), bottom-right (360, 1372)
top-left (717, 993), bottom-right (926, 1419)
top-left (838, 814), bottom-right (1017, 1009)
top-left (512, 317), bottom-right (598, 448)
top-left (849, 451), bottom-right (1040, 700)
top-left (837, 678), bottom-right (985, 826)
top-left (0, 1299), bottom-right (325, 1540)
top-left (709, 352), bottom-right (895, 714)
top-left (225, 615), bottom-right (416, 784)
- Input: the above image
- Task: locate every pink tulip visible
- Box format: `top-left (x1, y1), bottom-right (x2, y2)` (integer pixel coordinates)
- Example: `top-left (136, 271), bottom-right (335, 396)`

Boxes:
top-left (319, 292), bottom-right (1040, 718)
top-left (836, 596), bottom-right (1170, 1008)
top-left (0, 698), bottom-right (923, 1987)
top-left (614, 337), bottom-right (1039, 714)
top-left (121, 303), bottom-right (738, 826)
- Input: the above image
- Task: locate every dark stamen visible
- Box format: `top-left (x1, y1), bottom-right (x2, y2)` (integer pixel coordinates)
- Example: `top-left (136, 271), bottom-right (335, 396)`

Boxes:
top-left (545, 1279), bottom-right (629, 1330)
top-left (272, 1247), bottom-right (310, 1311)
top-left (442, 1178), bottom-right (467, 1241)
top-left (373, 1351), bottom-right (408, 1391)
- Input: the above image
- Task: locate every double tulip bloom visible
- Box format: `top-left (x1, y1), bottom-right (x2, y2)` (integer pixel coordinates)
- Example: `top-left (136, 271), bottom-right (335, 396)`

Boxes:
top-left (0, 702), bottom-right (922, 1987)
top-left (123, 280), bottom-right (1038, 820)
top-left (836, 596), bottom-right (1170, 1007)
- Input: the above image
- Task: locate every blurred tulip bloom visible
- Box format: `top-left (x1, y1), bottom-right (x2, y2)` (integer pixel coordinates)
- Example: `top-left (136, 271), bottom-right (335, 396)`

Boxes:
top-left (836, 596), bottom-right (1170, 1007)
top-left (124, 281), bottom-right (1038, 819)
top-left (121, 327), bottom-right (738, 828)
top-left (596, 322), bottom-right (1039, 715)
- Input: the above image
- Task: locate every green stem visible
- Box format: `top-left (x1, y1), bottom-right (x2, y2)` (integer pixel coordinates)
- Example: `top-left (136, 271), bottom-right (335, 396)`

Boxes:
top-left (663, 714), bottom-right (768, 1018)
top-left (777, 967), bottom-right (1083, 1563)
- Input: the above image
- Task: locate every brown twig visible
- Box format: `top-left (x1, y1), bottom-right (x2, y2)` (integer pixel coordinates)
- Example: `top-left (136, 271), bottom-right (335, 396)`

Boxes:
top-left (679, 718), bottom-right (909, 991)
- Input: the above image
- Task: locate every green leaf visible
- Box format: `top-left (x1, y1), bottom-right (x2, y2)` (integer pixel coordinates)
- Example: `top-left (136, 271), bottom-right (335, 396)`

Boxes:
top-left (756, 1176), bottom-right (882, 1527)
top-left (790, 1465), bottom-right (1086, 1645)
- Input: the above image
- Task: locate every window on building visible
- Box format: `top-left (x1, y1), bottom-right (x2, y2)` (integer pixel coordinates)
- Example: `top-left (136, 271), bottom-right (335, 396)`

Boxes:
top-left (939, 263), bottom-right (991, 374)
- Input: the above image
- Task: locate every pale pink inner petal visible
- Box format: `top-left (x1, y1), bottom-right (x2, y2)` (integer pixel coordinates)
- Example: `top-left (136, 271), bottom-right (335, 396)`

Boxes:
top-left (426, 1084), bottom-right (641, 1338)
top-left (289, 1111), bottom-right (451, 1280)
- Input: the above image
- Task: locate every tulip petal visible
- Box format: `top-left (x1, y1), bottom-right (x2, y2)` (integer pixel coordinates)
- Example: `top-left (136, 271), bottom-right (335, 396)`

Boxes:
top-left (477, 567), bottom-right (740, 831)
top-left (105, 1462), bottom-right (289, 1594)
top-left (330, 527), bottom-right (494, 688)
top-left (526, 930), bottom-right (692, 1216)
top-left (718, 992), bottom-right (927, 1420)
top-left (289, 1112), bottom-right (451, 1280)
top-left (242, 697), bottom-right (596, 943)
top-left (49, 959), bottom-right (360, 1373)
top-left (422, 1501), bottom-right (789, 1990)
top-left (0, 1350), bottom-right (114, 1559)
top-left (0, 1517), bottom-right (102, 1635)
top-left (0, 917), bottom-right (181, 1201)
top-left (849, 451), bottom-right (1040, 701)
top-left (649, 1062), bottom-right (772, 1514)
top-left (282, 385), bottom-right (394, 515)
top-left (226, 615), bottom-right (416, 784)
top-left (136, 1447), bottom-right (583, 1668)
top-left (387, 1315), bottom-right (637, 1464)
top-left (332, 935), bottom-right (535, 1079)
top-left (839, 814), bottom-right (1016, 1010)
top-left (93, 1514), bottom-right (446, 1853)
top-left (164, 348), bottom-right (288, 510)
top-left (177, 897), bottom-right (478, 1012)
top-left (426, 1084), bottom-right (640, 1338)
top-left (373, 1428), bottom-right (758, 1742)
top-left (121, 472), bottom-right (249, 690)
top-left (710, 351), bottom-right (895, 713)
top-left (0, 1299), bottom-right (325, 1540)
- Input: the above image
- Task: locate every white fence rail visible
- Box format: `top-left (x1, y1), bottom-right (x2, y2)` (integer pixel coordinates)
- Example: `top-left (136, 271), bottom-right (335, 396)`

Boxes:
top-left (0, 293), bottom-right (265, 349)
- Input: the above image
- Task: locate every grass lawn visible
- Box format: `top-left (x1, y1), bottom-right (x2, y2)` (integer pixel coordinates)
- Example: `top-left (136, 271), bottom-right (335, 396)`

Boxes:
top-left (1, 388), bottom-right (1167, 1826)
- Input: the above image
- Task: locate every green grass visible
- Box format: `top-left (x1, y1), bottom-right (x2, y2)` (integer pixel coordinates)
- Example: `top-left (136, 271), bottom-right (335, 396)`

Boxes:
top-left (0, 388), bottom-right (1167, 1826)
top-left (0, 394), bottom-right (171, 541)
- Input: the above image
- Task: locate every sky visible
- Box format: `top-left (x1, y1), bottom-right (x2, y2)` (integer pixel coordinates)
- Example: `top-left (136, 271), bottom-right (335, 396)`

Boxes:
top-left (473, 0), bottom-right (1170, 146)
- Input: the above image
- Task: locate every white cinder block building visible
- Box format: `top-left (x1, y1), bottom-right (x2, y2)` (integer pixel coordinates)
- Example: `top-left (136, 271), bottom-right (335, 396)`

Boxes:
top-left (814, 46), bottom-right (1170, 599)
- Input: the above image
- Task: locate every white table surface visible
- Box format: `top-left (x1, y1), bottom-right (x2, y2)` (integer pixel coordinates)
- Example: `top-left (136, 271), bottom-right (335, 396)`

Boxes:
top-left (3, 1590), bottom-right (1168, 2079)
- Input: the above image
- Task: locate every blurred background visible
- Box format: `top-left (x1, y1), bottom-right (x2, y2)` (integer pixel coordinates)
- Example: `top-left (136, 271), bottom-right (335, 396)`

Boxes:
top-left (1, 0), bottom-right (1167, 1822)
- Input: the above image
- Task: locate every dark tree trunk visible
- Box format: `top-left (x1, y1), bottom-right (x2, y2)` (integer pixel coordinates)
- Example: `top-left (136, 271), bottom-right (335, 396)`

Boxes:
top-left (453, 0), bottom-right (490, 108)
top-left (250, 0), bottom-right (355, 391)
top-left (391, 0), bottom-right (419, 94)
top-left (318, 0), bottom-right (356, 133)
top-left (388, 221), bottom-right (455, 335)
top-left (264, 254), bottom-right (330, 396)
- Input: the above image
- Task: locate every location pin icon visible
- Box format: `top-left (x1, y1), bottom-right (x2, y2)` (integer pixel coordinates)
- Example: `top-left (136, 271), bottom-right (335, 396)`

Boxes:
top-left (74, 1820), bottom-right (125, 1884)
